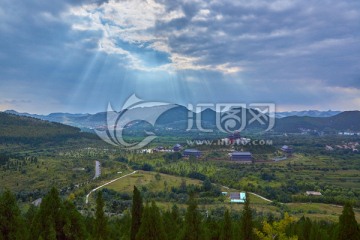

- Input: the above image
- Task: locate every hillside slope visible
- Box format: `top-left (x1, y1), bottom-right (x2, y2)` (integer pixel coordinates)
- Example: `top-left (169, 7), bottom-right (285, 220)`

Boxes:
top-left (0, 112), bottom-right (94, 145)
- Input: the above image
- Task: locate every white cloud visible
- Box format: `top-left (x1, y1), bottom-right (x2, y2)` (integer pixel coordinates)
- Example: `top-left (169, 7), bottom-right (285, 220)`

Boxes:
top-left (161, 9), bottom-right (186, 22)
top-left (192, 9), bottom-right (211, 22)
top-left (66, 0), bottom-right (244, 74)
top-left (214, 63), bottom-right (245, 74)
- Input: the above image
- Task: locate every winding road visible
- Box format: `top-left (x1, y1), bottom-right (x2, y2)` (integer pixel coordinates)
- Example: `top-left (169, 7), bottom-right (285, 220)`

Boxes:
top-left (249, 192), bottom-right (274, 203)
top-left (85, 171), bottom-right (137, 204)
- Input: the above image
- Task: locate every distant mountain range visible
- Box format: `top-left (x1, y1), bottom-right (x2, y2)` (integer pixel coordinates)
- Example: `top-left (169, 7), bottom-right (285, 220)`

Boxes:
top-left (3, 106), bottom-right (272, 132)
top-left (274, 111), bottom-right (360, 133)
top-left (275, 110), bottom-right (341, 118)
top-left (3, 108), bottom-right (360, 133)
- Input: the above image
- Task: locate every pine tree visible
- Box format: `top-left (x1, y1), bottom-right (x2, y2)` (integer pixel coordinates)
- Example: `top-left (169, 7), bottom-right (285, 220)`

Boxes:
top-left (204, 215), bottom-right (221, 240)
top-left (136, 201), bottom-right (167, 240)
top-left (181, 194), bottom-right (203, 240)
top-left (93, 191), bottom-right (108, 240)
top-left (309, 222), bottom-right (329, 240)
top-left (294, 216), bottom-right (312, 240)
top-left (171, 204), bottom-right (181, 225)
top-left (202, 178), bottom-right (212, 192)
top-left (220, 209), bottom-right (232, 240)
top-left (338, 202), bottom-right (360, 240)
top-left (63, 200), bottom-right (87, 240)
top-left (163, 204), bottom-right (182, 240)
top-left (0, 190), bottom-right (23, 240)
top-left (130, 186), bottom-right (143, 240)
top-left (116, 210), bottom-right (132, 240)
top-left (25, 205), bottom-right (38, 226)
top-left (24, 205), bottom-right (38, 240)
top-left (240, 192), bottom-right (254, 240)
top-left (32, 187), bottom-right (65, 240)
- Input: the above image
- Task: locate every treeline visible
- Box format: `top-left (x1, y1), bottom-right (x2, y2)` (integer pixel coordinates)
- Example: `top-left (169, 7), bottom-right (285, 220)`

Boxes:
top-left (1, 188), bottom-right (360, 240)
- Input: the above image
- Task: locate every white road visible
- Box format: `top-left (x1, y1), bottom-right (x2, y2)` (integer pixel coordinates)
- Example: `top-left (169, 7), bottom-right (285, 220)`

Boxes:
top-left (85, 171), bottom-right (137, 204)
top-left (248, 192), bottom-right (274, 203)
top-left (93, 161), bottom-right (101, 179)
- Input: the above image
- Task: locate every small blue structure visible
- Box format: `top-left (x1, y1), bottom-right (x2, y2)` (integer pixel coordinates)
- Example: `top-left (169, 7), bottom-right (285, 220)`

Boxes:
top-left (230, 192), bottom-right (246, 203)
top-left (183, 149), bottom-right (201, 158)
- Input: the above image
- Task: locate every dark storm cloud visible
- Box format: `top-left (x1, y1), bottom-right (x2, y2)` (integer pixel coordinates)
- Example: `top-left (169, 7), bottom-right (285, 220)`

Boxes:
top-left (0, 0), bottom-right (132, 113)
top-left (155, 0), bottom-right (360, 88)
top-left (1, 0), bottom-right (360, 113)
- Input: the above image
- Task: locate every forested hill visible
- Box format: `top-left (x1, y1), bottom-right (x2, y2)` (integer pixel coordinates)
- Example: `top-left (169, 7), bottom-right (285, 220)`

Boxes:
top-left (0, 112), bottom-right (93, 144)
top-left (274, 111), bottom-right (360, 133)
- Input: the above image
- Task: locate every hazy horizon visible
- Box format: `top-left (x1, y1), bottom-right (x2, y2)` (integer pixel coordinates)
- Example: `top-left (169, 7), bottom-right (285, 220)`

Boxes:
top-left (1, 106), bottom-right (349, 116)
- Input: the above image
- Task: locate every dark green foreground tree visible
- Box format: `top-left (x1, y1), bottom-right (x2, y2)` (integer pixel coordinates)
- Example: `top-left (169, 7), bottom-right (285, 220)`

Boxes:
top-left (130, 186), bottom-right (143, 240)
top-left (136, 202), bottom-right (167, 240)
top-left (62, 200), bottom-right (87, 240)
top-left (30, 187), bottom-right (86, 240)
top-left (181, 194), bottom-right (204, 240)
top-left (0, 190), bottom-right (23, 240)
top-left (220, 209), bottom-right (232, 240)
top-left (32, 187), bottom-right (64, 240)
top-left (162, 204), bottom-right (182, 240)
top-left (338, 202), bottom-right (360, 240)
top-left (240, 192), bottom-right (254, 240)
top-left (93, 191), bottom-right (108, 240)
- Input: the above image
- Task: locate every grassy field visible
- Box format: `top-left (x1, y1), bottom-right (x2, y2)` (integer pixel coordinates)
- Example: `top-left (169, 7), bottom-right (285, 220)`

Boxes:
top-left (0, 152), bottom-right (128, 193)
top-left (106, 171), bottom-right (204, 193)
top-left (0, 157), bottom-right (93, 191)
top-left (286, 202), bottom-right (360, 222)
top-left (100, 170), bottom-right (360, 222)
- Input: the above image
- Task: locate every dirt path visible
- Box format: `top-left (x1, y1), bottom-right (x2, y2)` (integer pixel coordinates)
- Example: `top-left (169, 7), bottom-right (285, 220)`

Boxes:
top-left (249, 192), bottom-right (274, 203)
top-left (85, 171), bottom-right (137, 204)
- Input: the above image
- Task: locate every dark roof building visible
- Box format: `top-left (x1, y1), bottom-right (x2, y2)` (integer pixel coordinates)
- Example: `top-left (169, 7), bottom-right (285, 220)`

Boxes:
top-left (230, 192), bottom-right (246, 203)
top-left (183, 149), bottom-right (201, 158)
top-left (173, 144), bottom-right (182, 152)
top-left (229, 151), bottom-right (252, 163)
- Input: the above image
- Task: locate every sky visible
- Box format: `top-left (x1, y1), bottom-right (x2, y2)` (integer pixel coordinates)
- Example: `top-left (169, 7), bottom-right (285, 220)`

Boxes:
top-left (0, 0), bottom-right (360, 114)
